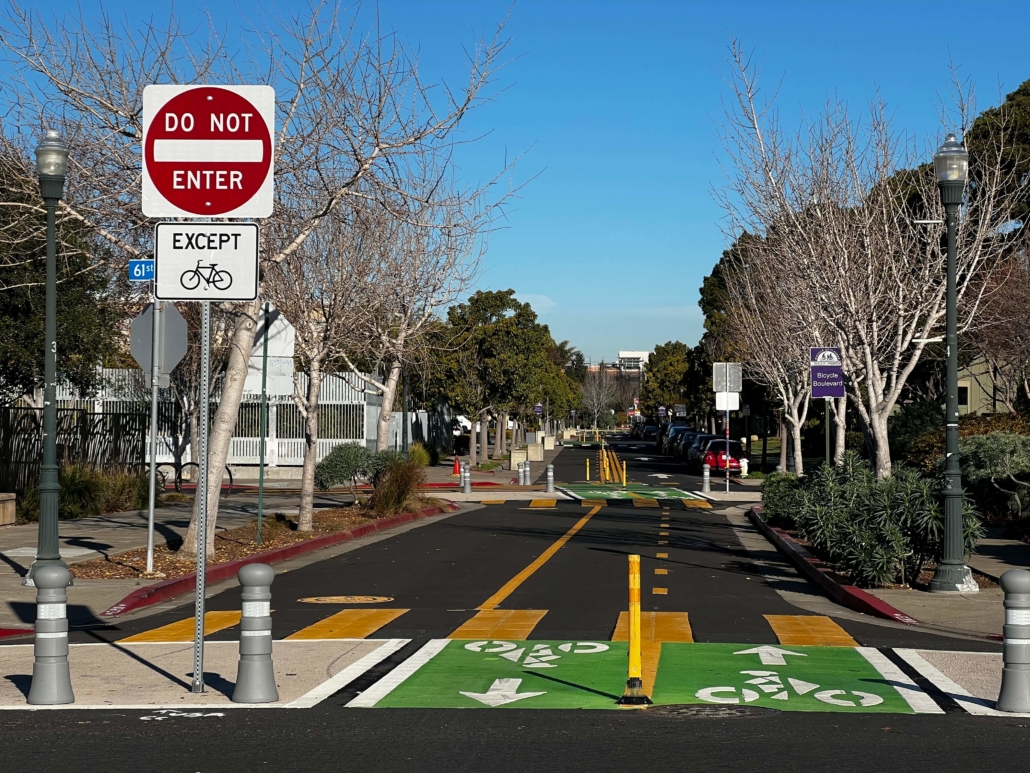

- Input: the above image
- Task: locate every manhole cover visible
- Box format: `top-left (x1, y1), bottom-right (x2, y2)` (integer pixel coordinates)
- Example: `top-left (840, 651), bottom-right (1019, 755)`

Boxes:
top-left (298, 596), bottom-right (394, 604)
top-left (646, 704), bottom-right (779, 719)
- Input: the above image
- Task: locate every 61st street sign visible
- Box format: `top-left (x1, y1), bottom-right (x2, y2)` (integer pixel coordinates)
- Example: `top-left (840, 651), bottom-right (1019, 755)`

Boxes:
top-left (142, 85), bottom-right (275, 217)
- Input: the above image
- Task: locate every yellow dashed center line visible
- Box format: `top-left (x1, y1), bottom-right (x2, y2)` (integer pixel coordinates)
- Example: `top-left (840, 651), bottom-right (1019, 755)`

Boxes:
top-left (654, 568), bottom-right (668, 575)
top-left (652, 588), bottom-right (668, 595)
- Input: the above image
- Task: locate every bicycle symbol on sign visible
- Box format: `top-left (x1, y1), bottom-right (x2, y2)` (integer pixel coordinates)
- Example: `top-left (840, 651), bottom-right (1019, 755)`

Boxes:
top-left (180, 261), bottom-right (233, 292)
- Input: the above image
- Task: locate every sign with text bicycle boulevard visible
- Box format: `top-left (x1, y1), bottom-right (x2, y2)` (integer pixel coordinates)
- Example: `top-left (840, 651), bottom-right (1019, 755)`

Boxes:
top-left (142, 85), bottom-right (275, 217)
top-left (154, 222), bottom-right (259, 301)
top-left (810, 347), bottom-right (846, 398)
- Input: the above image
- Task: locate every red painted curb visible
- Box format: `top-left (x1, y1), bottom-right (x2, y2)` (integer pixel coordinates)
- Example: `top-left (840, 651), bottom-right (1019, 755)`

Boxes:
top-left (100, 503), bottom-right (457, 619)
top-left (0, 627), bottom-right (33, 640)
top-left (746, 507), bottom-right (919, 626)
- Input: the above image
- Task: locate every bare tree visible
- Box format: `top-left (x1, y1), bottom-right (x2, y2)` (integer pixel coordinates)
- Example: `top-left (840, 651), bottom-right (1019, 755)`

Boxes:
top-left (341, 196), bottom-right (482, 451)
top-left (264, 204), bottom-right (379, 531)
top-left (581, 366), bottom-right (618, 429)
top-left (717, 41), bottom-right (1029, 478)
top-left (0, 4), bottom-right (514, 557)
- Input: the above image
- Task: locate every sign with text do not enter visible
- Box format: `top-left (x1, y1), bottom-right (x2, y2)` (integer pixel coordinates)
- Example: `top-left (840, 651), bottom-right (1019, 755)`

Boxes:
top-left (142, 85), bottom-right (275, 217)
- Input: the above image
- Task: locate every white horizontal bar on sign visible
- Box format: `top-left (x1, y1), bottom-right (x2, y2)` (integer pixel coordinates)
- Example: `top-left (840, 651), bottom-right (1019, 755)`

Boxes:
top-left (153, 139), bottom-right (263, 163)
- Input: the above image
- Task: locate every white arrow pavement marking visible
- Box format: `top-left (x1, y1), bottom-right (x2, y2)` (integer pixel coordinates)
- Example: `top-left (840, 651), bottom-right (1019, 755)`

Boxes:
top-left (636, 457), bottom-right (652, 461)
top-left (648, 474), bottom-right (672, 479)
top-left (733, 646), bottom-right (808, 666)
top-left (459, 679), bottom-right (546, 707)
top-left (499, 648), bottom-right (525, 663)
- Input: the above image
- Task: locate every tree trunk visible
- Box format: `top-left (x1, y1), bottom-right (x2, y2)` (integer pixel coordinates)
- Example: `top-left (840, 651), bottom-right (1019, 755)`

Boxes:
top-left (869, 411), bottom-right (892, 480)
top-left (478, 411), bottom-right (488, 467)
top-left (494, 411), bottom-right (507, 458)
top-left (790, 421), bottom-right (805, 475)
top-left (832, 396), bottom-right (847, 464)
top-left (179, 300), bottom-right (261, 560)
top-left (298, 366), bottom-right (323, 532)
top-left (778, 415), bottom-right (787, 472)
top-left (469, 414), bottom-right (478, 468)
top-left (375, 360), bottom-right (403, 452)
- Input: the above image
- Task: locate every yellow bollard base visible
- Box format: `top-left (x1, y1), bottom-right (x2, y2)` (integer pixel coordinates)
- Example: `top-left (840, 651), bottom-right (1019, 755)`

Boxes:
top-left (617, 678), bottom-right (653, 706)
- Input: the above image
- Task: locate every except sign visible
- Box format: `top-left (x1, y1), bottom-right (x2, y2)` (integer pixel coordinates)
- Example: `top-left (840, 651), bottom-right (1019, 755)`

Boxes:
top-left (142, 85), bottom-right (275, 217)
top-left (811, 347), bottom-right (846, 398)
top-left (155, 222), bottom-right (259, 301)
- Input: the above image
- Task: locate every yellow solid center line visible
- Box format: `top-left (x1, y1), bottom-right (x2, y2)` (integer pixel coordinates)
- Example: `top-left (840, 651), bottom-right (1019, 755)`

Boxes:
top-left (285, 608), bottom-right (408, 640)
top-left (121, 610), bottom-right (242, 642)
top-left (613, 611), bottom-right (693, 697)
top-left (477, 505), bottom-right (602, 611)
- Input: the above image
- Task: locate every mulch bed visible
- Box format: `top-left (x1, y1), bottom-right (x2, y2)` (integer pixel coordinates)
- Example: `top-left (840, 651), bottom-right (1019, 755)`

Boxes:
top-left (69, 504), bottom-right (394, 581)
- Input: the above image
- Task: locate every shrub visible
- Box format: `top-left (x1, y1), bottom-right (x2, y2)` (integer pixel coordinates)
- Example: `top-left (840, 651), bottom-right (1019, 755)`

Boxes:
top-left (889, 402), bottom-right (943, 459)
top-left (367, 450), bottom-right (406, 483)
top-left (17, 464), bottom-right (150, 522)
top-left (760, 452), bottom-right (982, 587)
top-left (906, 413), bottom-right (1030, 474)
top-left (314, 444), bottom-right (372, 492)
top-left (370, 459), bottom-right (425, 516)
top-left (959, 432), bottom-right (1030, 521)
top-left (407, 443), bottom-right (431, 467)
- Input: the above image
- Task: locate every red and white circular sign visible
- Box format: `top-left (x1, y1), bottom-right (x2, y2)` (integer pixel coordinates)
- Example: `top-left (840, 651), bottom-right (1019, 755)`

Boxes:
top-left (142, 85), bottom-right (275, 218)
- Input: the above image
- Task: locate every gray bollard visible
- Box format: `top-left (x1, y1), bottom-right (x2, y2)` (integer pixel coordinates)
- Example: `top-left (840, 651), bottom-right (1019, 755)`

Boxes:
top-left (462, 463), bottom-right (472, 494)
top-left (546, 464), bottom-right (554, 493)
top-left (232, 563), bottom-right (279, 704)
top-left (27, 564), bottom-right (74, 705)
top-left (998, 569), bottom-right (1030, 712)
top-left (516, 461), bottom-right (524, 486)
top-left (702, 463), bottom-right (711, 494)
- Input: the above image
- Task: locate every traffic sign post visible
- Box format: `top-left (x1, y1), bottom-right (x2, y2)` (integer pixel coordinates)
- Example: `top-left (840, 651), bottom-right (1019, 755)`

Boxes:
top-left (142, 85), bottom-right (274, 218)
top-left (811, 348), bottom-right (845, 466)
top-left (713, 363), bottom-right (743, 493)
top-left (142, 83), bottom-right (274, 696)
top-left (130, 302), bottom-right (188, 574)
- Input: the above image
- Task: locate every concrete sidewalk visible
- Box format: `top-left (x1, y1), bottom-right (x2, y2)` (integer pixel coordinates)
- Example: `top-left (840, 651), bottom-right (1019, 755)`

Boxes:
top-left (0, 490), bottom-right (354, 632)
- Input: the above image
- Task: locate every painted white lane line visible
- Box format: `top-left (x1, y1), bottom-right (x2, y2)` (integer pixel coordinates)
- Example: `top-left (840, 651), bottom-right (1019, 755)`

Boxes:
top-left (285, 638), bottom-right (410, 709)
top-left (346, 639), bottom-right (450, 708)
top-left (856, 647), bottom-right (943, 714)
top-left (894, 649), bottom-right (1030, 718)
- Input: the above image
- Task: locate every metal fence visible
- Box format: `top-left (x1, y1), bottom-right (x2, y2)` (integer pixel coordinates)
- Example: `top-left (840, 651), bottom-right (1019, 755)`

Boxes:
top-left (0, 408), bottom-right (147, 494)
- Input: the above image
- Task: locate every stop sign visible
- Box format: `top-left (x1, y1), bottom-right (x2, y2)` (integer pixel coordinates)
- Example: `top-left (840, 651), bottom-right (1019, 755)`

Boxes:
top-left (142, 85), bottom-right (275, 218)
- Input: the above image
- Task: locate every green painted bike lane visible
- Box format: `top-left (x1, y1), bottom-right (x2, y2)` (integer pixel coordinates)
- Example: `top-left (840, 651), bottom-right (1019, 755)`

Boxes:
top-left (350, 640), bottom-right (931, 714)
top-left (559, 483), bottom-right (703, 501)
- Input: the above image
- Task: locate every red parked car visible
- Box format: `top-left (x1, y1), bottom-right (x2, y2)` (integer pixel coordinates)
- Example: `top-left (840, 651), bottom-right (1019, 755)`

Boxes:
top-left (702, 438), bottom-right (745, 473)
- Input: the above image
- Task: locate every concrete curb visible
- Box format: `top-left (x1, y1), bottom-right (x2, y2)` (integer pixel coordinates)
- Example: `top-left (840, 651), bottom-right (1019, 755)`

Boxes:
top-left (746, 506), bottom-right (919, 626)
top-left (100, 503), bottom-right (458, 619)
top-left (0, 627), bottom-right (34, 640)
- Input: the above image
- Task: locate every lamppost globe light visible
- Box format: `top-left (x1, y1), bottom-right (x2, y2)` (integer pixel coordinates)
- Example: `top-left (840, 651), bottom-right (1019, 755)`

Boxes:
top-left (35, 129), bottom-right (70, 180)
top-left (933, 132), bottom-right (968, 184)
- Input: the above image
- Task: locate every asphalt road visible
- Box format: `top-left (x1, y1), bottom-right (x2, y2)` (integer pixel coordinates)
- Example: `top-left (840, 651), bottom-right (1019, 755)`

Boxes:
top-left (2, 439), bottom-right (1022, 772)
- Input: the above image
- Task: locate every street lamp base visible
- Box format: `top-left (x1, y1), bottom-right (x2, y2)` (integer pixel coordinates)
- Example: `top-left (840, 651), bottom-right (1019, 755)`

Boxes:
top-left (928, 563), bottom-right (979, 593)
top-left (21, 560), bottom-right (73, 588)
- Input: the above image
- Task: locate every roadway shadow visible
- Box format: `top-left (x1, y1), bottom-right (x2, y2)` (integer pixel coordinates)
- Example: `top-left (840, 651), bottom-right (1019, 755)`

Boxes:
top-left (8, 601), bottom-right (117, 630)
top-left (4, 675), bottom-right (31, 699)
top-left (0, 551), bottom-right (28, 577)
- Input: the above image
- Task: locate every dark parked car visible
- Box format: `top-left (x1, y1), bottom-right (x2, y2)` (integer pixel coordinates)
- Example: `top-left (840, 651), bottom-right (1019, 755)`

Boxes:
top-left (685, 434), bottom-right (718, 470)
top-left (661, 425), bottom-right (692, 455)
top-left (670, 430), bottom-right (701, 459)
top-left (700, 438), bottom-right (745, 473)
top-left (642, 425), bottom-right (658, 441)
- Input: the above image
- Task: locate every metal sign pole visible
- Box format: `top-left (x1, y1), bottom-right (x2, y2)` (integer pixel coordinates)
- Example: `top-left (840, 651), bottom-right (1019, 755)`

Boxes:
top-left (825, 397), bottom-right (831, 466)
top-left (192, 300), bottom-right (211, 694)
top-left (725, 406), bottom-right (730, 493)
top-left (257, 302), bottom-right (270, 547)
top-left (146, 298), bottom-right (161, 574)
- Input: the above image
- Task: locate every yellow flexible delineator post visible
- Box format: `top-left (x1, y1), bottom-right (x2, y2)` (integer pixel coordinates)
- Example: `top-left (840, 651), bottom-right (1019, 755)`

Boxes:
top-left (619, 554), bottom-right (651, 705)
top-left (586, 458), bottom-right (590, 482)
top-left (622, 460), bottom-right (627, 488)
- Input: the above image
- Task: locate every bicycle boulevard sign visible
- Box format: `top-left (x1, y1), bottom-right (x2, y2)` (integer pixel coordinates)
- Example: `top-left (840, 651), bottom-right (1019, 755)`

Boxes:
top-left (154, 222), bottom-right (258, 301)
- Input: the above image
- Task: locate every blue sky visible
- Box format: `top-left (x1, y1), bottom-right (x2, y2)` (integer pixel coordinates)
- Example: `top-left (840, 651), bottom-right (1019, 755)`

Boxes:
top-left (24, 1), bottom-right (1030, 360)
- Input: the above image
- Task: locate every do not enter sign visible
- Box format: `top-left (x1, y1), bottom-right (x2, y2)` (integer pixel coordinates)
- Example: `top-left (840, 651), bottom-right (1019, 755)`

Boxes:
top-left (142, 85), bottom-right (275, 218)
